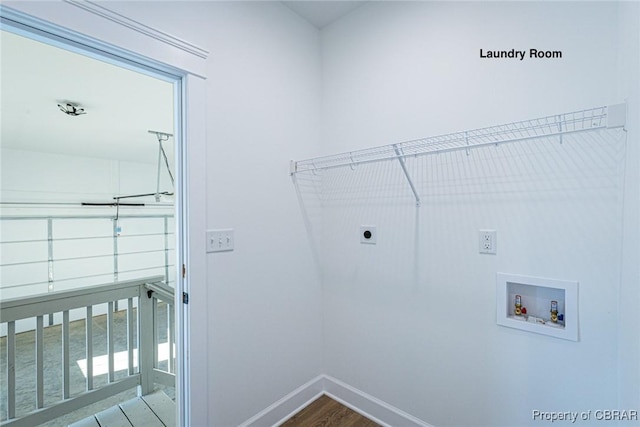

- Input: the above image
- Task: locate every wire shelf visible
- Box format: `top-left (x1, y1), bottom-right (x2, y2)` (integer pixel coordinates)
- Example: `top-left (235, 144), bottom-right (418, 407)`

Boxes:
top-left (292, 104), bottom-right (626, 174)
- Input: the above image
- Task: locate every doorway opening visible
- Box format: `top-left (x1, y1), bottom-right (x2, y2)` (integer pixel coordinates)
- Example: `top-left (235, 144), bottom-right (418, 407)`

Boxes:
top-left (0, 21), bottom-right (186, 426)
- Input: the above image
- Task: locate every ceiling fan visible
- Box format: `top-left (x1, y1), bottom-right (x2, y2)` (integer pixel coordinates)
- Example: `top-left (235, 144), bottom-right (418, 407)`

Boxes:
top-left (57, 102), bottom-right (86, 116)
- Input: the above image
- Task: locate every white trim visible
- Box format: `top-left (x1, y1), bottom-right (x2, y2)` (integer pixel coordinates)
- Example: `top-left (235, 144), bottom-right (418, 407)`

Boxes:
top-left (1, 1), bottom-right (207, 77)
top-left (323, 376), bottom-right (434, 427)
top-left (0, 4), bottom-right (184, 80)
top-left (174, 71), bottom-right (189, 427)
top-left (239, 376), bottom-right (325, 427)
top-left (63, 0), bottom-right (209, 59)
top-left (181, 73), bottom-right (209, 427)
top-left (242, 375), bottom-right (434, 427)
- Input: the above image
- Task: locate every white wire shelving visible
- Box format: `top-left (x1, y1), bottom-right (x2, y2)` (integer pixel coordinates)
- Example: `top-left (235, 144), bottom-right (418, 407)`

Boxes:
top-left (292, 104), bottom-right (626, 173)
top-left (290, 103), bottom-right (627, 206)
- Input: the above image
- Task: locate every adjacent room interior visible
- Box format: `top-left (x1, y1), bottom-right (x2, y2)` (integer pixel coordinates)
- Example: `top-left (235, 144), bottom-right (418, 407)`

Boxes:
top-left (1, 29), bottom-right (178, 426)
top-left (1, 1), bottom-right (639, 426)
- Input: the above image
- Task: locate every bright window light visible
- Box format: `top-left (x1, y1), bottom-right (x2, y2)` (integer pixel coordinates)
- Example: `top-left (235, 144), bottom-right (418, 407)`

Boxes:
top-left (76, 342), bottom-right (174, 378)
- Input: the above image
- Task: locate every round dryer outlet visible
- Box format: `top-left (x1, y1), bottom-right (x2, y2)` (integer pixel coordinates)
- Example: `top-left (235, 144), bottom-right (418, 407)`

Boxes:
top-left (360, 225), bottom-right (377, 244)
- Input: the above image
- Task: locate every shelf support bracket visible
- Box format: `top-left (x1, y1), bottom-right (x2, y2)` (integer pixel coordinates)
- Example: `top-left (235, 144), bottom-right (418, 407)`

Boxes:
top-left (464, 131), bottom-right (470, 156)
top-left (557, 115), bottom-right (563, 144)
top-left (393, 144), bottom-right (421, 207)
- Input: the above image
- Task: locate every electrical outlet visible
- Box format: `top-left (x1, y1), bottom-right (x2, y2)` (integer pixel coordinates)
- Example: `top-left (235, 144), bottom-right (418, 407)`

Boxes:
top-left (479, 229), bottom-right (496, 254)
top-left (206, 229), bottom-right (234, 253)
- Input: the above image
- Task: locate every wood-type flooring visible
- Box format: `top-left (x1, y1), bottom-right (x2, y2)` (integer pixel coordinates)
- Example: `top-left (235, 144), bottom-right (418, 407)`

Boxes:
top-left (69, 391), bottom-right (175, 427)
top-left (281, 395), bottom-right (379, 427)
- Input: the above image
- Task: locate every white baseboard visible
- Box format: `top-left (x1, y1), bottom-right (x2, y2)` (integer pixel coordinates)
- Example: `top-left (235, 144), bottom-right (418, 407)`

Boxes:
top-left (323, 375), bottom-right (434, 427)
top-left (241, 375), bottom-right (433, 427)
top-left (238, 375), bottom-right (324, 427)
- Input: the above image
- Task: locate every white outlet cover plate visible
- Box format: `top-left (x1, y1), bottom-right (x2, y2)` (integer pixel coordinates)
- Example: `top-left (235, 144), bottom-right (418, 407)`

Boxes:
top-left (206, 229), bottom-right (234, 253)
top-left (360, 225), bottom-right (377, 244)
top-left (479, 229), bottom-right (497, 254)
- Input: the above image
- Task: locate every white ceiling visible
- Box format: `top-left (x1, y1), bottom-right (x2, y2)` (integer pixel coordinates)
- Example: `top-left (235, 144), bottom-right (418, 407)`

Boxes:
top-left (0, 2), bottom-right (361, 165)
top-left (0, 30), bottom-right (174, 164)
top-left (282, 1), bottom-right (365, 29)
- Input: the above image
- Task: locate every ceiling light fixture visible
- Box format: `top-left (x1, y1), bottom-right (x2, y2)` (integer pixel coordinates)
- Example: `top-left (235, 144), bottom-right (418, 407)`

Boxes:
top-left (57, 102), bottom-right (86, 116)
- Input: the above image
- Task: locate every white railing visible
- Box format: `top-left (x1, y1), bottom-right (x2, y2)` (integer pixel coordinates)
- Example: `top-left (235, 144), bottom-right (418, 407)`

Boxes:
top-left (0, 276), bottom-right (175, 427)
top-left (0, 214), bottom-right (176, 305)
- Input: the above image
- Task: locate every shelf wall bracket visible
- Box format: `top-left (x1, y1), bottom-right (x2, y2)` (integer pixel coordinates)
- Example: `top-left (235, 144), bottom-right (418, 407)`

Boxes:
top-left (606, 102), bottom-right (627, 130)
top-left (393, 144), bottom-right (421, 207)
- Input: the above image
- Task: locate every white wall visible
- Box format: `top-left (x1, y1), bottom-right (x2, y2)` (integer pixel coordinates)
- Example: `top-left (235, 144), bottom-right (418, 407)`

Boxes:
top-left (0, 147), bottom-right (173, 204)
top-left (615, 0), bottom-right (640, 412)
top-left (91, 2), bottom-right (325, 425)
top-left (321, 1), bottom-right (621, 154)
top-left (319, 2), bottom-right (637, 426)
top-left (4, 2), bottom-right (637, 426)
top-left (201, 4), bottom-right (323, 425)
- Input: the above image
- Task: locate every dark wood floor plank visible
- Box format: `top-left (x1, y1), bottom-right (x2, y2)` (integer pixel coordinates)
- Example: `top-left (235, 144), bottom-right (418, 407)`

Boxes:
top-left (281, 395), bottom-right (379, 427)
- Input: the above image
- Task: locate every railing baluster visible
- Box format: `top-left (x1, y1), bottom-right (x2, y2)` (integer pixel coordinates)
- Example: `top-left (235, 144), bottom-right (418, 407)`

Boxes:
top-left (169, 303), bottom-right (175, 373)
top-left (86, 306), bottom-right (94, 391)
top-left (7, 320), bottom-right (16, 419)
top-left (47, 218), bottom-right (54, 292)
top-left (113, 220), bottom-right (119, 282)
top-left (112, 219), bottom-right (119, 312)
top-left (62, 310), bottom-right (70, 399)
top-left (127, 297), bottom-right (134, 375)
top-left (108, 301), bottom-right (115, 383)
top-left (138, 288), bottom-right (154, 395)
top-left (164, 216), bottom-right (169, 284)
top-left (36, 315), bottom-right (44, 408)
top-left (153, 298), bottom-right (159, 368)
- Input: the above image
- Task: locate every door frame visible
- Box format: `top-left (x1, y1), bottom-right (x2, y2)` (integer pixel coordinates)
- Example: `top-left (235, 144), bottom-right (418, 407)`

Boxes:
top-left (0, 5), bottom-right (209, 425)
